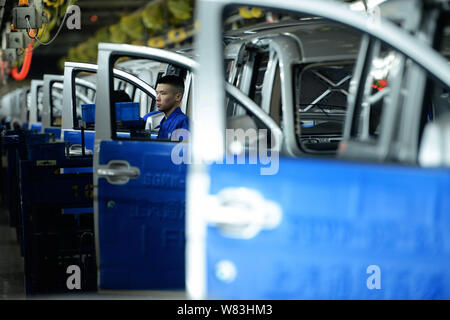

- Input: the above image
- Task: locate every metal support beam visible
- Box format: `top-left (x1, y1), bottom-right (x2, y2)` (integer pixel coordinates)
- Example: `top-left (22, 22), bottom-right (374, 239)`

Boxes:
top-left (0, 0), bottom-right (6, 29)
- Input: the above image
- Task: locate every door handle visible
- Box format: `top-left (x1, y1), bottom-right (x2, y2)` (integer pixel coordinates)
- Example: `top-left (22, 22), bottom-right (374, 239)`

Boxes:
top-left (206, 187), bottom-right (282, 239)
top-left (68, 144), bottom-right (93, 156)
top-left (97, 168), bottom-right (139, 178)
top-left (96, 160), bottom-right (140, 184)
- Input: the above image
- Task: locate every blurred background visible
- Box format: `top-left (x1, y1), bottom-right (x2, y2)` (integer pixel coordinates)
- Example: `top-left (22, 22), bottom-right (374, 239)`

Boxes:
top-left (1, 0), bottom-right (365, 95)
top-left (1, 0), bottom-right (198, 94)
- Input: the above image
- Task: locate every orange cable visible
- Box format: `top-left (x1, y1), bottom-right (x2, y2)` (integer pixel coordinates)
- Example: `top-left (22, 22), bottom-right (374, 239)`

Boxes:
top-left (11, 42), bottom-right (33, 81)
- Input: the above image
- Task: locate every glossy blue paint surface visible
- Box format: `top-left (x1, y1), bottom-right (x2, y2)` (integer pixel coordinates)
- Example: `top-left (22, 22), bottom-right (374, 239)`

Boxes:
top-left (206, 156), bottom-right (450, 299)
top-left (62, 129), bottom-right (95, 212)
top-left (43, 127), bottom-right (61, 139)
top-left (98, 140), bottom-right (186, 290)
top-left (82, 102), bottom-right (140, 123)
top-left (63, 130), bottom-right (95, 152)
top-left (30, 123), bottom-right (42, 132)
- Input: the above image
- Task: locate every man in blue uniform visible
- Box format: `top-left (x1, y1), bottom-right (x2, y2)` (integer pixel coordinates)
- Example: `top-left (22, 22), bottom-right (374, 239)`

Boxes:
top-left (152, 75), bottom-right (189, 140)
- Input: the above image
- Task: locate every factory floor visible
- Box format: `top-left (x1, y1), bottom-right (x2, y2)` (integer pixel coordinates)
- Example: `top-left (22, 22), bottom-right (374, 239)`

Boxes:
top-left (0, 202), bottom-right (186, 300)
top-left (0, 204), bottom-right (25, 300)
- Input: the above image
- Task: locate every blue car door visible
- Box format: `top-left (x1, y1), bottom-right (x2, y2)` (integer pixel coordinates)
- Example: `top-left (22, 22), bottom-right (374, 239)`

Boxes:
top-left (94, 43), bottom-right (197, 291)
top-left (187, 0), bottom-right (450, 300)
top-left (203, 158), bottom-right (450, 299)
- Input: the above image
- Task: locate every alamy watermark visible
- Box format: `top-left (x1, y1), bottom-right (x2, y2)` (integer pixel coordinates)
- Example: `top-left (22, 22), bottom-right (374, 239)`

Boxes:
top-left (66, 265), bottom-right (81, 290)
top-left (169, 128), bottom-right (280, 176)
top-left (366, 265), bottom-right (381, 290)
top-left (65, 263), bottom-right (382, 292)
top-left (65, 5), bottom-right (81, 30)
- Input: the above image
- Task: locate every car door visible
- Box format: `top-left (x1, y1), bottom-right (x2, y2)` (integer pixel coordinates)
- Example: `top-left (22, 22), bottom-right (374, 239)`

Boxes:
top-left (6, 88), bottom-right (24, 128)
top-left (19, 87), bottom-right (30, 129)
top-left (42, 74), bottom-right (70, 139)
top-left (61, 62), bottom-right (156, 153)
top-left (187, 0), bottom-right (450, 299)
top-left (28, 79), bottom-right (43, 131)
top-left (94, 43), bottom-right (197, 291)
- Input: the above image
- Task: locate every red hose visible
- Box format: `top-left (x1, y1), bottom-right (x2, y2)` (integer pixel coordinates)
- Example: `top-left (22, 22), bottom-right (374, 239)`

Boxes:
top-left (11, 42), bottom-right (33, 81)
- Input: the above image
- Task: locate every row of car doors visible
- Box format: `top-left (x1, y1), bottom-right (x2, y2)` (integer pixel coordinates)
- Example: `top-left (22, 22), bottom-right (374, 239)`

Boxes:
top-left (90, 1), bottom-right (450, 298)
top-left (14, 0), bottom-right (449, 298)
top-left (90, 42), bottom-right (291, 290)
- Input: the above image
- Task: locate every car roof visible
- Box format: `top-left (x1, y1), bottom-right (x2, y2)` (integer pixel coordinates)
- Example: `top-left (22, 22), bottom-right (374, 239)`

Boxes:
top-left (224, 19), bottom-right (361, 61)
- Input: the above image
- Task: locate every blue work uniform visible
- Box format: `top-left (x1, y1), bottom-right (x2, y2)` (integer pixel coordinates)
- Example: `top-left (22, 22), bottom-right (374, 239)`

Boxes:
top-left (156, 107), bottom-right (189, 140)
top-left (143, 110), bottom-right (162, 122)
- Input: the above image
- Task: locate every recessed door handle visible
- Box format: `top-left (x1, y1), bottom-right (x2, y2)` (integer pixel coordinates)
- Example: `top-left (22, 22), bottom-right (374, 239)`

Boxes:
top-left (96, 160), bottom-right (140, 184)
top-left (97, 168), bottom-right (139, 178)
top-left (206, 187), bottom-right (282, 239)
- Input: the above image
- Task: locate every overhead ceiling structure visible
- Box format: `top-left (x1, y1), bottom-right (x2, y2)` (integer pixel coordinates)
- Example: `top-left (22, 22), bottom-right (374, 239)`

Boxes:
top-left (1, 0), bottom-right (194, 81)
top-left (0, 0), bottom-right (377, 84)
top-left (32, 0), bottom-right (371, 61)
top-left (0, 0), bottom-right (152, 91)
top-left (0, 0), bottom-right (369, 58)
top-left (33, 0), bottom-right (150, 57)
